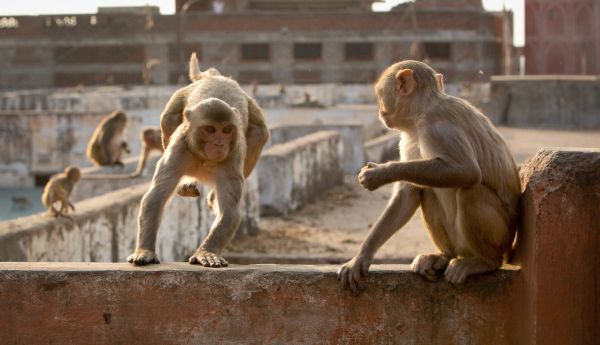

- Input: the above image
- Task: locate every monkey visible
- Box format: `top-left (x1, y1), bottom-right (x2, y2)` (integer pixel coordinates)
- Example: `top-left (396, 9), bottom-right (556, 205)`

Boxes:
top-left (127, 53), bottom-right (269, 267)
top-left (337, 60), bottom-right (520, 292)
top-left (86, 110), bottom-right (130, 167)
top-left (436, 73), bottom-right (445, 92)
top-left (131, 127), bottom-right (164, 177)
top-left (41, 166), bottom-right (81, 218)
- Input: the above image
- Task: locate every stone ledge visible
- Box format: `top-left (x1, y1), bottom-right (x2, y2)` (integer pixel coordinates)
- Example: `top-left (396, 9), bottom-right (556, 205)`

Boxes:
top-left (0, 263), bottom-right (522, 345)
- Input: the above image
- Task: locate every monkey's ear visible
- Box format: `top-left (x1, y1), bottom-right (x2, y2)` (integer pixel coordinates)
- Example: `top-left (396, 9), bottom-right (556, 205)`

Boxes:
top-left (183, 109), bottom-right (192, 122)
top-left (395, 69), bottom-right (415, 96)
top-left (436, 73), bottom-right (445, 92)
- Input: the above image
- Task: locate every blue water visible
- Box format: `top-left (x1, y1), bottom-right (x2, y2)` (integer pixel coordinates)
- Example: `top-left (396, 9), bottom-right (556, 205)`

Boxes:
top-left (0, 188), bottom-right (46, 221)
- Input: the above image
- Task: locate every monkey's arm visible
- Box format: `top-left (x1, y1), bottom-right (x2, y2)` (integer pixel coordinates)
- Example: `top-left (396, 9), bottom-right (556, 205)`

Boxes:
top-left (159, 88), bottom-right (187, 149)
top-left (131, 145), bottom-right (151, 177)
top-left (243, 97), bottom-right (270, 178)
top-left (360, 122), bottom-right (481, 190)
top-left (338, 184), bottom-right (421, 293)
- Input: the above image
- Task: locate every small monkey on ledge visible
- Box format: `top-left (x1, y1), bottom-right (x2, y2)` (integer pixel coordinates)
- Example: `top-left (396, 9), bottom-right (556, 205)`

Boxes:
top-left (128, 53), bottom-right (269, 267)
top-left (86, 110), bottom-right (131, 167)
top-left (338, 61), bottom-right (520, 291)
top-left (41, 166), bottom-right (81, 218)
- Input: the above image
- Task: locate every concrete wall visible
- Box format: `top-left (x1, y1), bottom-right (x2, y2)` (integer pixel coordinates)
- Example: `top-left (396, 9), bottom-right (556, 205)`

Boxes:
top-left (258, 131), bottom-right (343, 216)
top-left (364, 132), bottom-right (400, 163)
top-left (0, 263), bottom-right (522, 345)
top-left (515, 148), bottom-right (600, 345)
top-left (485, 76), bottom-right (600, 128)
top-left (0, 173), bottom-right (260, 262)
top-left (268, 122), bottom-right (364, 174)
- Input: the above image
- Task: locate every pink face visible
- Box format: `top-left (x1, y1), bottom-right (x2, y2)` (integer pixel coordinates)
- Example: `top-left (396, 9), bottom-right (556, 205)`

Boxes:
top-left (198, 123), bottom-right (236, 162)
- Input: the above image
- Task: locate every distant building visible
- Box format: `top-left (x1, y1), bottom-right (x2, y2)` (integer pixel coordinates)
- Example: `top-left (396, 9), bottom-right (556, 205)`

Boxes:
top-left (524, 0), bottom-right (600, 74)
top-left (0, 0), bottom-right (512, 90)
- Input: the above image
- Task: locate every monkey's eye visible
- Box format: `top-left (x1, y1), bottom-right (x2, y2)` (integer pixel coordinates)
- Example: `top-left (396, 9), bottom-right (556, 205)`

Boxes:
top-left (222, 125), bottom-right (234, 134)
top-left (205, 126), bottom-right (216, 134)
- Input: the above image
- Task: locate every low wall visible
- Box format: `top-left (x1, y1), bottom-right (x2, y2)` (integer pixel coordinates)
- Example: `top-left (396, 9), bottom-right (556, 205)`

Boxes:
top-left (485, 76), bottom-right (600, 127)
top-left (268, 122), bottom-right (364, 174)
top-left (0, 172), bottom-right (260, 262)
top-left (364, 132), bottom-right (400, 163)
top-left (258, 131), bottom-right (343, 216)
top-left (0, 263), bottom-right (522, 345)
top-left (71, 154), bottom-right (160, 202)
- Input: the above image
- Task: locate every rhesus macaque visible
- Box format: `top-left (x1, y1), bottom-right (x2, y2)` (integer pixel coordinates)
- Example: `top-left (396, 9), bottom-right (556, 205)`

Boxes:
top-left (436, 73), bottom-right (445, 91)
top-left (128, 53), bottom-right (269, 267)
top-left (86, 111), bottom-right (130, 167)
top-left (41, 166), bottom-right (81, 218)
top-left (338, 61), bottom-right (520, 291)
top-left (131, 127), bottom-right (163, 177)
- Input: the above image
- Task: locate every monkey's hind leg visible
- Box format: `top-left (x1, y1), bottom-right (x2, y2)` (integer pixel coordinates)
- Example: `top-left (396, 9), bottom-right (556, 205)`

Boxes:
top-left (445, 185), bottom-right (513, 284)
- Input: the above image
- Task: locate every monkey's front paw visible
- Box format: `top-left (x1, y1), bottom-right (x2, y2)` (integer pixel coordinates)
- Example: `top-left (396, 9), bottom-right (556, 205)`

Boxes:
top-left (177, 183), bottom-right (201, 197)
top-left (189, 249), bottom-right (228, 268)
top-left (337, 253), bottom-right (372, 295)
top-left (127, 249), bottom-right (160, 265)
top-left (411, 253), bottom-right (449, 281)
top-left (358, 163), bottom-right (386, 191)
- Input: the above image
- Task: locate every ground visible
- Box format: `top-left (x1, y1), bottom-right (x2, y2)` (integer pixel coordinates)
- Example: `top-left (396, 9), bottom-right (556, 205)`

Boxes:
top-left (225, 126), bottom-right (600, 263)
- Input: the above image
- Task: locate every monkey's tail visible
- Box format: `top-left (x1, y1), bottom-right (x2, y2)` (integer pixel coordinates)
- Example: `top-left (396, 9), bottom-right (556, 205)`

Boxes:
top-left (189, 53), bottom-right (202, 82)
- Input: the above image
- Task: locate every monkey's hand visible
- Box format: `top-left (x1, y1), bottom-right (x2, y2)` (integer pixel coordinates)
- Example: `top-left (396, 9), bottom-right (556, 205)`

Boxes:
top-left (358, 162), bottom-right (390, 191)
top-left (127, 249), bottom-right (160, 265)
top-left (337, 253), bottom-right (373, 295)
top-left (189, 249), bottom-right (229, 268)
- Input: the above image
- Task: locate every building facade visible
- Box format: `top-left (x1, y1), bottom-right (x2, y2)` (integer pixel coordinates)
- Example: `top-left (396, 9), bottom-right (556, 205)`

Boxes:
top-left (0, 0), bottom-right (512, 90)
top-left (524, 0), bottom-right (600, 74)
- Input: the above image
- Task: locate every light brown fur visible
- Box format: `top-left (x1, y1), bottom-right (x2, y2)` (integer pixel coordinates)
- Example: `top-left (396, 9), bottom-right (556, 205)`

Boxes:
top-left (86, 111), bottom-right (130, 167)
top-left (131, 127), bottom-right (163, 177)
top-left (128, 54), bottom-right (269, 267)
top-left (338, 61), bottom-right (520, 292)
top-left (41, 166), bottom-right (81, 218)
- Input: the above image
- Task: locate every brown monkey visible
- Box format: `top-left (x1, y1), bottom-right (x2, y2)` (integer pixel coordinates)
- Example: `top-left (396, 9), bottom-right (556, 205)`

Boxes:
top-left (41, 166), bottom-right (81, 218)
top-left (86, 111), bottom-right (130, 167)
top-left (338, 60), bottom-right (520, 291)
top-left (127, 53), bottom-right (269, 267)
top-left (131, 127), bottom-right (163, 177)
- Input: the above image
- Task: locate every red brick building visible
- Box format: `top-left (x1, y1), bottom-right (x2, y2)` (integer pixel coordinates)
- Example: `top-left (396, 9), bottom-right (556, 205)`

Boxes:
top-left (524, 0), bottom-right (600, 74)
top-left (0, 0), bottom-right (512, 90)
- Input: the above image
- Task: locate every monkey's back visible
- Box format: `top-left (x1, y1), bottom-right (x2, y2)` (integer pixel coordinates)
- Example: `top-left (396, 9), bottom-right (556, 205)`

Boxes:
top-left (186, 76), bottom-right (250, 131)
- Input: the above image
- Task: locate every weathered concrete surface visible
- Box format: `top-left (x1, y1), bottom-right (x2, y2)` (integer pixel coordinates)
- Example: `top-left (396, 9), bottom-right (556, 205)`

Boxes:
top-left (0, 262), bottom-right (522, 345)
top-left (515, 148), bottom-right (600, 345)
top-left (258, 131), bottom-right (343, 216)
top-left (268, 122), bottom-right (365, 174)
top-left (71, 154), bottom-right (160, 202)
top-left (0, 173), bottom-right (260, 262)
top-left (364, 131), bottom-right (400, 164)
top-left (486, 76), bottom-right (600, 128)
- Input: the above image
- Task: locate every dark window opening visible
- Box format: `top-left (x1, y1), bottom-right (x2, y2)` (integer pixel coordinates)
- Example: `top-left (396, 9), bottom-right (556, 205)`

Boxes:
top-left (294, 43), bottom-right (322, 61)
top-left (423, 42), bottom-right (451, 60)
top-left (241, 43), bottom-right (270, 61)
top-left (169, 44), bottom-right (202, 63)
top-left (344, 43), bottom-right (373, 61)
top-left (53, 45), bottom-right (145, 64)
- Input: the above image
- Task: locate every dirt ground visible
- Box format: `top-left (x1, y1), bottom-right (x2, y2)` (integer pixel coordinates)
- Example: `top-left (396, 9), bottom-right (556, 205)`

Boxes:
top-left (225, 127), bottom-right (600, 262)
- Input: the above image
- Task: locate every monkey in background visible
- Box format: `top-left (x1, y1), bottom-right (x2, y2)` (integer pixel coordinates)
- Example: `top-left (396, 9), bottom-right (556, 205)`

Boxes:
top-left (128, 53), bottom-right (269, 267)
top-left (131, 127), bottom-right (163, 177)
top-left (338, 61), bottom-right (520, 291)
top-left (86, 111), bottom-right (130, 167)
top-left (41, 166), bottom-right (81, 218)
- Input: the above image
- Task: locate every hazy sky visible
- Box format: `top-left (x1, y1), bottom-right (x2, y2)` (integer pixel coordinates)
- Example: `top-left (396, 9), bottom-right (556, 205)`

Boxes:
top-left (0, 0), bottom-right (524, 46)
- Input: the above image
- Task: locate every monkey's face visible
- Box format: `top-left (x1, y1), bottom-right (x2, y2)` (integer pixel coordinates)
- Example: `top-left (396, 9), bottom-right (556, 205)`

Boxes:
top-left (195, 123), bottom-right (236, 162)
top-left (66, 168), bottom-right (81, 182)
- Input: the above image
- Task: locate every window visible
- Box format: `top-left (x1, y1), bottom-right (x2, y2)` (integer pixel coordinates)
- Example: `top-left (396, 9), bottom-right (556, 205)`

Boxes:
top-left (294, 43), bottom-right (322, 61)
top-left (241, 43), bottom-right (270, 61)
top-left (344, 43), bottom-right (373, 61)
top-left (293, 70), bottom-right (321, 84)
top-left (169, 44), bottom-right (202, 62)
top-left (238, 70), bottom-right (273, 84)
top-left (423, 42), bottom-right (451, 60)
top-left (53, 45), bottom-right (145, 64)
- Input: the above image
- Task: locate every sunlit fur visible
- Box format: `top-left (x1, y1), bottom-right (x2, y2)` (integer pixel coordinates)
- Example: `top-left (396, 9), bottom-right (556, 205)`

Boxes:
top-left (338, 60), bottom-right (520, 289)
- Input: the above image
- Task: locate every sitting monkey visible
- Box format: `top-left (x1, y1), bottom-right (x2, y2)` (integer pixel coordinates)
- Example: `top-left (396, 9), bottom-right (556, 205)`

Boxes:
top-left (128, 53), bottom-right (269, 267)
top-left (338, 61), bottom-right (520, 291)
top-left (41, 166), bottom-right (81, 218)
top-left (131, 127), bottom-right (163, 177)
top-left (86, 110), bottom-right (130, 167)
